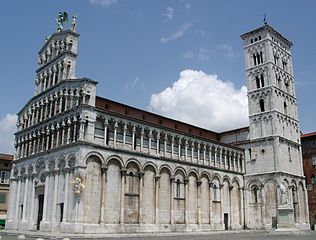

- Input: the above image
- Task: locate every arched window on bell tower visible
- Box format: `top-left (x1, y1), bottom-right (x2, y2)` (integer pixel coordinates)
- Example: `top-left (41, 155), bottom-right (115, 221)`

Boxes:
top-left (259, 99), bottom-right (265, 112)
top-left (284, 101), bottom-right (287, 115)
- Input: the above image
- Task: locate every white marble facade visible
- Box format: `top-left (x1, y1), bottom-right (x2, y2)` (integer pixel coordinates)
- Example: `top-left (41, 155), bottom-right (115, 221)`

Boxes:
top-left (6, 22), bottom-right (309, 233)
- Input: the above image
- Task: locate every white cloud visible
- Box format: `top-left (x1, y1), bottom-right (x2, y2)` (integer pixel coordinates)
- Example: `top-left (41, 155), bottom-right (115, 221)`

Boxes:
top-left (184, 3), bottom-right (191, 10)
top-left (88, 0), bottom-right (117, 7)
top-left (160, 23), bottom-right (192, 43)
top-left (164, 7), bottom-right (175, 22)
top-left (149, 69), bottom-right (248, 132)
top-left (0, 114), bottom-right (17, 154)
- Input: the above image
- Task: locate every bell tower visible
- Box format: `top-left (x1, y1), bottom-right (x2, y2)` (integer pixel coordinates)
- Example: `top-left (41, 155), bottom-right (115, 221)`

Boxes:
top-left (241, 23), bottom-right (301, 175)
top-left (241, 24), bottom-right (309, 230)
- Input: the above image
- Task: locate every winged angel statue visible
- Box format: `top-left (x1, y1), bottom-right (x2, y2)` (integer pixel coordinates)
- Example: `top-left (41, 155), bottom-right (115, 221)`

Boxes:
top-left (56, 11), bottom-right (68, 32)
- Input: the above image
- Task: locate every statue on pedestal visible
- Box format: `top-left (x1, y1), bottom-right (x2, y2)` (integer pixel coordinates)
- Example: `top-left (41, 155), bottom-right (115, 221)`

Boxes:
top-left (280, 180), bottom-right (288, 205)
top-left (56, 12), bottom-right (68, 32)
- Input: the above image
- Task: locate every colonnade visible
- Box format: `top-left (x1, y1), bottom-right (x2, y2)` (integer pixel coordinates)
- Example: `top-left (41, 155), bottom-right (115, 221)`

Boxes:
top-left (15, 115), bottom-right (84, 159)
top-left (95, 118), bottom-right (244, 173)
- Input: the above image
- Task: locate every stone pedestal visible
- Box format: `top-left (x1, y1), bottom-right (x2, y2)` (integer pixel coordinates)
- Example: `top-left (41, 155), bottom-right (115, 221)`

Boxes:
top-left (277, 207), bottom-right (295, 229)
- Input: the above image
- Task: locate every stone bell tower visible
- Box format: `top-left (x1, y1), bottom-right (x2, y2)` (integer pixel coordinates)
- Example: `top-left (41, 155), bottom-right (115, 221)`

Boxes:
top-left (241, 24), bottom-right (309, 229)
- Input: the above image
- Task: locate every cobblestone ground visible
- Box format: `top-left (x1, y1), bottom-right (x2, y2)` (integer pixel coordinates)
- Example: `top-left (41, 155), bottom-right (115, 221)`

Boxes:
top-left (1, 231), bottom-right (316, 240)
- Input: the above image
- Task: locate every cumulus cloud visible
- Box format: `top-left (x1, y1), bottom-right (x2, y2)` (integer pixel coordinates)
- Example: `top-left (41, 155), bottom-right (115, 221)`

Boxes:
top-left (88, 0), bottom-right (117, 7)
top-left (160, 23), bottom-right (192, 43)
top-left (0, 114), bottom-right (17, 154)
top-left (149, 69), bottom-right (248, 132)
top-left (164, 7), bottom-right (175, 22)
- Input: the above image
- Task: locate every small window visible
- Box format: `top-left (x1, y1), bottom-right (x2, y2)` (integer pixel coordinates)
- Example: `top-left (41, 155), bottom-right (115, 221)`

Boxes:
top-left (260, 74), bottom-right (264, 87)
top-left (0, 193), bottom-right (6, 203)
top-left (312, 156), bottom-right (316, 166)
top-left (259, 99), bottom-right (265, 112)
top-left (312, 175), bottom-right (316, 184)
top-left (248, 148), bottom-right (252, 160)
top-left (252, 186), bottom-right (259, 203)
top-left (258, 36), bottom-right (261, 40)
top-left (94, 119), bottom-right (105, 139)
top-left (284, 102), bottom-right (287, 115)
top-left (256, 76), bottom-right (260, 88)
top-left (251, 39), bottom-right (253, 43)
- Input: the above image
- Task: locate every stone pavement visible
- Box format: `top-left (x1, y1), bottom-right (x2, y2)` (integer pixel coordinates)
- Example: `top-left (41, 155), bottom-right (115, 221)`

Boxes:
top-left (0, 230), bottom-right (315, 240)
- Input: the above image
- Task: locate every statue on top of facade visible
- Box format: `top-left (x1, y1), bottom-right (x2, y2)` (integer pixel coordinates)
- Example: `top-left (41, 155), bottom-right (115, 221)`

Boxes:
top-left (56, 11), bottom-right (68, 32)
top-left (71, 15), bottom-right (77, 32)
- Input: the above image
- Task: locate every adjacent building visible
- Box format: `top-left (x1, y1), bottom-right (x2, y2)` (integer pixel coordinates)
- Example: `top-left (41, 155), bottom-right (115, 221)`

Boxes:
top-left (5, 16), bottom-right (310, 234)
top-left (0, 153), bottom-right (13, 227)
top-left (301, 132), bottom-right (316, 229)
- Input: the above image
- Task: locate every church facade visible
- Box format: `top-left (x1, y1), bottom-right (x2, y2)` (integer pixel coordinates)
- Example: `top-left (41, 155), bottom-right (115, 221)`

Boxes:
top-left (5, 18), bottom-right (309, 233)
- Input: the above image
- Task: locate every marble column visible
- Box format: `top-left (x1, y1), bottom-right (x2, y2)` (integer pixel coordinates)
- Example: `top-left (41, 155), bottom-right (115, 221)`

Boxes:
top-left (62, 167), bottom-right (70, 222)
top-left (42, 171), bottom-right (50, 222)
top-left (22, 174), bottom-right (29, 222)
top-left (120, 169), bottom-right (126, 224)
top-left (154, 175), bottom-right (160, 224)
top-left (51, 169), bottom-right (59, 222)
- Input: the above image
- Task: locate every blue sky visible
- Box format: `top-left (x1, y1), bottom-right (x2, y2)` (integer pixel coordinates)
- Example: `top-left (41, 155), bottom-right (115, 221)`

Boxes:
top-left (0, 0), bottom-right (315, 153)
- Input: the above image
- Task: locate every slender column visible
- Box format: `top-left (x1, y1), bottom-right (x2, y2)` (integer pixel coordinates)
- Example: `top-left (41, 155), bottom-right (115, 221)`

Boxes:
top-left (64, 92), bottom-right (68, 110)
top-left (61, 121), bottom-right (66, 145)
top-left (28, 135), bottom-right (33, 156)
top-left (48, 69), bottom-right (53, 87)
top-left (148, 130), bottom-right (152, 154)
top-left (54, 94), bottom-right (58, 115)
top-left (41, 130), bottom-right (45, 152)
top-left (49, 96), bottom-right (53, 117)
top-left (52, 65), bottom-right (57, 85)
top-left (164, 135), bottom-right (167, 157)
top-left (59, 93), bottom-right (63, 112)
top-left (20, 138), bottom-right (25, 158)
top-left (209, 146), bottom-right (212, 166)
top-left (52, 169), bottom-right (59, 222)
top-left (55, 124), bottom-right (60, 147)
top-left (171, 136), bottom-right (174, 159)
top-left (14, 175), bottom-right (21, 221)
top-left (184, 178), bottom-right (189, 225)
top-left (66, 119), bottom-right (71, 144)
top-left (46, 127), bottom-right (50, 150)
top-left (69, 92), bottom-right (74, 108)
top-left (79, 119), bottom-right (85, 140)
top-left (154, 175), bottom-right (160, 224)
top-left (203, 147), bottom-right (206, 165)
top-left (185, 140), bottom-right (188, 161)
top-left (113, 121), bottom-right (118, 148)
top-left (178, 139), bottom-right (181, 159)
top-left (197, 143), bottom-right (201, 163)
top-left (22, 174), bottom-right (29, 221)
top-left (123, 124), bottom-right (127, 149)
top-left (131, 126), bottom-right (136, 150)
top-left (104, 119), bottom-right (108, 145)
top-left (42, 171), bottom-right (50, 222)
top-left (50, 126), bottom-right (55, 149)
top-left (197, 180), bottom-right (202, 225)
top-left (72, 117), bottom-right (77, 142)
top-left (120, 169), bottom-right (126, 224)
top-left (170, 176), bottom-right (175, 225)
top-left (39, 102), bottom-right (44, 121)
top-left (215, 149), bottom-right (218, 167)
top-left (191, 142), bottom-right (194, 162)
top-left (32, 133), bottom-right (36, 155)
top-left (62, 167), bottom-right (70, 222)
top-left (31, 106), bottom-right (35, 125)
top-left (29, 174), bottom-right (37, 222)
top-left (219, 149), bottom-right (222, 168)
top-left (138, 172), bottom-right (144, 224)
top-left (156, 132), bottom-right (160, 155)
top-left (140, 128), bottom-right (144, 152)
top-left (100, 167), bottom-right (107, 224)
top-left (15, 140), bottom-right (20, 159)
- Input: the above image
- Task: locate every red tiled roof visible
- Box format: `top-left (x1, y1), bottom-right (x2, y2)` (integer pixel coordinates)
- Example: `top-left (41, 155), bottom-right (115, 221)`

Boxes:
top-left (301, 131), bottom-right (316, 139)
top-left (95, 96), bottom-right (220, 141)
top-left (0, 153), bottom-right (14, 161)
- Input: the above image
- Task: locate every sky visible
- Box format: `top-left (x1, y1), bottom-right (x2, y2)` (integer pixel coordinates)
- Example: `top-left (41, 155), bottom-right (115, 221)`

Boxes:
top-left (0, 0), bottom-right (315, 153)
